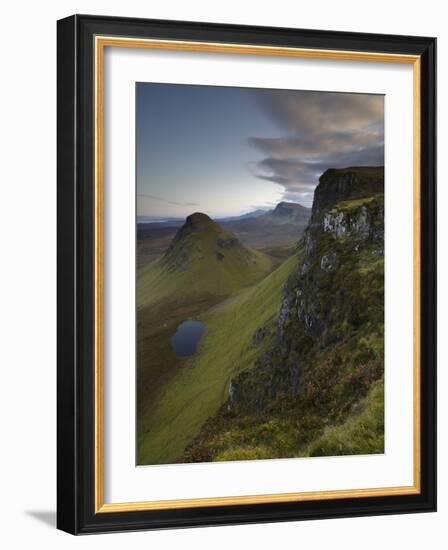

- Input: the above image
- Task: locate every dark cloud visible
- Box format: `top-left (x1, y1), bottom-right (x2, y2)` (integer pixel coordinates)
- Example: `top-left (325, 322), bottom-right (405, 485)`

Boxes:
top-left (248, 90), bottom-right (384, 205)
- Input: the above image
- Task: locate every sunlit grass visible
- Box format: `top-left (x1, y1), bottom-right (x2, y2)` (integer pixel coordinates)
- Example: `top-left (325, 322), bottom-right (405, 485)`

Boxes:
top-left (137, 253), bottom-right (298, 465)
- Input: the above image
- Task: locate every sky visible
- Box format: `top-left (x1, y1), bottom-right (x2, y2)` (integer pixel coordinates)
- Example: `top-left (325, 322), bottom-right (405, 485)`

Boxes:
top-left (136, 83), bottom-right (384, 219)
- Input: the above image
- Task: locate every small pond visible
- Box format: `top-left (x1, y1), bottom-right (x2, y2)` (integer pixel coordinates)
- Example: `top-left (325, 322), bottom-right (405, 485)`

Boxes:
top-left (170, 320), bottom-right (205, 357)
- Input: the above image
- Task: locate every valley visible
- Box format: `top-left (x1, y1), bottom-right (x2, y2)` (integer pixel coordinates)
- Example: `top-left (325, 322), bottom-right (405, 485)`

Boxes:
top-left (137, 211), bottom-right (280, 463)
top-left (137, 168), bottom-right (385, 466)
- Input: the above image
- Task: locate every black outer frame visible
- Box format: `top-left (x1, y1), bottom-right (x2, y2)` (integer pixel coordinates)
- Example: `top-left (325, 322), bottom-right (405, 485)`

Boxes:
top-left (57, 14), bottom-right (436, 535)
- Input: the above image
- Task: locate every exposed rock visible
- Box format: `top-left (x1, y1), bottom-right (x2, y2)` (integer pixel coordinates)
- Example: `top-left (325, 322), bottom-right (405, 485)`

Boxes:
top-left (278, 295), bottom-right (294, 340)
top-left (225, 166), bottom-right (384, 412)
top-left (312, 166), bottom-right (384, 216)
top-left (227, 382), bottom-right (236, 411)
top-left (323, 205), bottom-right (381, 242)
top-left (252, 327), bottom-right (267, 344)
top-left (159, 211), bottom-right (268, 275)
top-left (320, 251), bottom-right (338, 272)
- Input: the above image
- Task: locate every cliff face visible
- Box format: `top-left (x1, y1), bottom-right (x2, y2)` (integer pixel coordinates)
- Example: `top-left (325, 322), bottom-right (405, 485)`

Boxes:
top-left (183, 166), bottom-right (385, 462)
top-left (228, 167), bottom-right (384, 413)
top-left (312, 166), bottom-right (384, 216)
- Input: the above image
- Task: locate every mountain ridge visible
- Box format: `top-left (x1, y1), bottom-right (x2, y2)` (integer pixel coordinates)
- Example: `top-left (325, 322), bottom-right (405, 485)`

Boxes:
top-left (138, 212), bottom-right (273, 310)
top-left (137, 201), bottom-right (312, 266)
top-left (182, 166), bottom-right (385, 462)
top-left (222, 201), bottom-right (311, 249)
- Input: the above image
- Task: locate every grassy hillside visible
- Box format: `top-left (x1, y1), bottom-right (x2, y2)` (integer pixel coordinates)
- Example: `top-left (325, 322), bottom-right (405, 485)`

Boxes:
top-left (138, 246), bottom-right (271, 309)
top-left (137, 213), bottom-right (273, 430)
top-left (137, 167), bottom-right (385, 467)
top-left (182, 187), bottom-right (384, 463)
top-left (303, 377), bottom-right (384, 457)
top-left (138, 213), bottom-right (273, 309)
top-left (184, 375), bottom-right (384, 462)
top-left (136, 202), bottom-right (310, 268)
top-left (137, 252), bottom-right (298, 465)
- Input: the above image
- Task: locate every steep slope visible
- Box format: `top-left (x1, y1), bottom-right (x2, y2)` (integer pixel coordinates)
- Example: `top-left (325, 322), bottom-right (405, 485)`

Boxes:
top-left (136, 203), bottom-right (311, 268)
top-left (137, 252), bottom-right (298, 465)
top-left (137, 213), bottom-right (275, 463)
top-left (183, 166), bottom-right (385, 462)
top-left (138, 212), bottom-right (273, 309)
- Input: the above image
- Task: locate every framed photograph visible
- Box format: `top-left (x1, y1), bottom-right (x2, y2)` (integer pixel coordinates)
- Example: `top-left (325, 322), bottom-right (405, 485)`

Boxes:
top-left (57, 15), bottom-right (436, 534)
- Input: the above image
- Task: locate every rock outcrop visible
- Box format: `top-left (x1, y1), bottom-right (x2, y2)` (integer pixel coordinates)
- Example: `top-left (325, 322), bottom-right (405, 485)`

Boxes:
top-left (270, 201), bottom-right (311, 223)
top-left (227, 166), bottom-right (385, 412)
top-left (161, 212), bottom-right (264, 274)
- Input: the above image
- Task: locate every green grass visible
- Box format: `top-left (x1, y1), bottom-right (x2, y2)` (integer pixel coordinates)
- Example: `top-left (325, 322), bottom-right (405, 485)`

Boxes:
top-left (260, 242), bottom-right (298, 261)
top-left (303, 378), bottom-right (384, 456)
top-left (212, 379), bottom-right (384, 461)
top-left (183, 348), bottom-right (383, 463)
top-left (137, 215), bottom-right (273, 310)
top-left (208, 418), bottom-right (300, 462)
top-left (184, 367), bottom-right (384, 463)
top-left (138, 247), bottom-right (272, 309)
top-left (331, 193), bottom-right (384, 214)
top-left (137, 253), bottom-right (298, 465)
top-left (182, 193), bottom-right (385, 463)
top-left (137, 193), bottom-right (385, 465)
top-left (136, 215), bottom-right (274, 455)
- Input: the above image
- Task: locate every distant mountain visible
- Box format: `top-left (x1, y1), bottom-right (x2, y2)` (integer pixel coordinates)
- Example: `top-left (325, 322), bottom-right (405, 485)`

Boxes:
top-left (216, 209), bottom-right (268, 222)
top-left (136, 202), bottom-right (312, 268)
top-left (137, 213), bottom-right (273, 309)
top-left (222, 201), bottom-right (311, 249)
top-left (265, 201), bottom-right (311, 224)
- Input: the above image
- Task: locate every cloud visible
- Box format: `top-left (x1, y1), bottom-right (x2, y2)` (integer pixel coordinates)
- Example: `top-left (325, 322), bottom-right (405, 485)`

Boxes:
top-left (137, 193), bottom-right (199, 207)
top-left (248, 90), bottom-right (384, 205)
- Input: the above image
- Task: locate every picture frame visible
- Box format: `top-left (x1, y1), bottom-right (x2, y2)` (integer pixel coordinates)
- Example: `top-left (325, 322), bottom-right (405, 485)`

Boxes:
top-left (57, 14), bottom-right (436, 534)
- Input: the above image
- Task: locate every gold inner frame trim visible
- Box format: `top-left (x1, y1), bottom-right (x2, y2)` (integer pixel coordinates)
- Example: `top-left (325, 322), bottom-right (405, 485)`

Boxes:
top-left (94, 35), bottom-right (422, 513)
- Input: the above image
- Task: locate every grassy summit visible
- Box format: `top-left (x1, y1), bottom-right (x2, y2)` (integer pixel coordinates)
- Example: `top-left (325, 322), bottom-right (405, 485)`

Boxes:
top-left (138, 213), bottom-right (273, 309)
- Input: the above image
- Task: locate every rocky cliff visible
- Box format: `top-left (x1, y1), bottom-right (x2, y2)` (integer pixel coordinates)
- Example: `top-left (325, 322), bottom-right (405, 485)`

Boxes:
top-left (183, 166), bottom-right (385, 461)
top-left (229, 166), bottom-right (384, 410)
